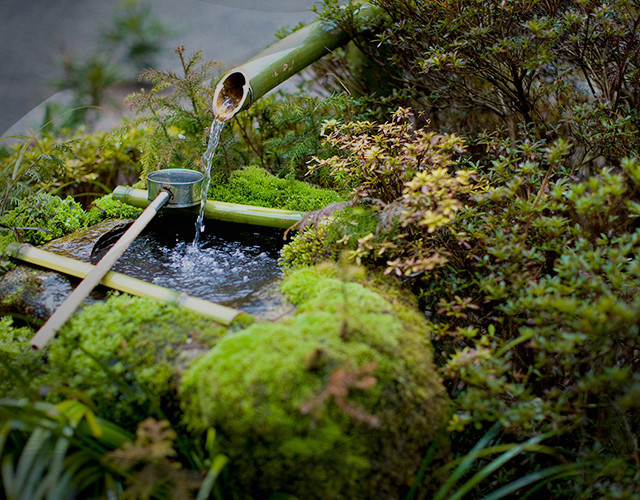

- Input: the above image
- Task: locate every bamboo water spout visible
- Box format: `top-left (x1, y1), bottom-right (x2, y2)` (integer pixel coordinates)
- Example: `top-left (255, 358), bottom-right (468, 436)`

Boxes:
top-left (212, 2), bottom-right (376, 120)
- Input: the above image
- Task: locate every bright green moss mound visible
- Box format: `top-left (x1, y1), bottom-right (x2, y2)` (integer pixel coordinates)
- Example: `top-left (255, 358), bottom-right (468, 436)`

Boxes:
top-left (208, 165), bottom-right (343, 211)
top-left (40, 293), bottom-right (224, 428)
top-left (181, 265), bottom-right (448, 499)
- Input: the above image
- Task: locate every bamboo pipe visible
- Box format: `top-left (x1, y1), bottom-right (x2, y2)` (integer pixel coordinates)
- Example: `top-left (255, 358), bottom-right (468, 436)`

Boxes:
top-left (29, 191), bottom-right (172, 349)
top-left (212, 2), bottom-right (378, 119)
top-left (5, 243), bottom-right (244, 326)
top-left (112, 186), bottom-right (304, 229)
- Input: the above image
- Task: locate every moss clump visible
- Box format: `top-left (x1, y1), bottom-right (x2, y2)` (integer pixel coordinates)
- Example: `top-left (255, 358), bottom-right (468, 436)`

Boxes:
top-left (85, 193), bottom-right (143, 225)
top-left (0, 193), bottom-right (89, 245)
top-left (181, 265), bottom-right (448, 499)
top-left (208, 165), bottom-right (343, 211)
top-left (279, 205), bottom-right (381, 270)
top-left (40, 293), bottom-right (225, 428)
top-left (0, 316), bottom-right (43, 399)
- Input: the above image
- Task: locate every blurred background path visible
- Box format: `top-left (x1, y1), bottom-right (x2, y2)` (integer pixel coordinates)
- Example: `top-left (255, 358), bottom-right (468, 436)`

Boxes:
top-left (0, 0), bottom-right (319, 135)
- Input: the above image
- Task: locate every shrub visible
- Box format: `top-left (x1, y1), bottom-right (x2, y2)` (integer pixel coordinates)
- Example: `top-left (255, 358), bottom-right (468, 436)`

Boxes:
top-left (99, 0), bottom-right (173, 73)
top-left (287, 107), bottom-right (640, 495)
top-left (125, 46), bottom-right (221, 178)
top-left (231, 92), bottom-right (351, 183)
top-left (181, 264), bottom-right (449, 499)
top-left (0, 126), bottom-right (146, 208)
top-left (432, 149), bottom-right (640, 497)
top-left (318, 0), bottom-right (640, 169)
top-left (311, 107), bottom-right (467, 203)
top-left (285, 109), bottom-right (472, 276)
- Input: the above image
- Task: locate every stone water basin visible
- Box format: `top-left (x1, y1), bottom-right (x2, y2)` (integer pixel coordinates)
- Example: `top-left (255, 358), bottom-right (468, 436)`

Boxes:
top-left (91, 212), bottom-right (290, 319)
top-left (0, 214), bottom-right (292, 323)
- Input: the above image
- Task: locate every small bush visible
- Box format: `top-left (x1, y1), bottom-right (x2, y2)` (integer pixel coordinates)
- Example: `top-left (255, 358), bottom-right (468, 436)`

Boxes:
top-left (319, 0), bottom-right (640, 169)
top-left (285, 108), bottom-right (640, 495)
top-left (0, 126), bottom-right (146, 208)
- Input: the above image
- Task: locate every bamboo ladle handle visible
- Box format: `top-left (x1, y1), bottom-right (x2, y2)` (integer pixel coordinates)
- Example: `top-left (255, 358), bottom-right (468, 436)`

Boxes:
top-left (30, 190), bottom-right (171, 350)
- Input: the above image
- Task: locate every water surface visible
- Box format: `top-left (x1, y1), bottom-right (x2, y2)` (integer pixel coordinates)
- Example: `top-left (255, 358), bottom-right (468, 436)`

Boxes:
top-left (92, 213), bottom-right (285, 317)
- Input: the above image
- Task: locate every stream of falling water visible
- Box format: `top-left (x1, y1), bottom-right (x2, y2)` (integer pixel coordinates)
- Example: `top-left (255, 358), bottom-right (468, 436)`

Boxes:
top-left (193, 97), bottom-right (238, 244)
top-left (193, 118), bottom-right (226, 245)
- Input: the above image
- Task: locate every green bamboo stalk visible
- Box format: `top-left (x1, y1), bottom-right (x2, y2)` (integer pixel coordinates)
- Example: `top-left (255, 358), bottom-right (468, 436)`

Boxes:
top-left (112, 186), bottom-right (304, 229)
top-left (5, 242), bottom-right (244, 327)
top-left (212, 2), bottom-right (378, 119)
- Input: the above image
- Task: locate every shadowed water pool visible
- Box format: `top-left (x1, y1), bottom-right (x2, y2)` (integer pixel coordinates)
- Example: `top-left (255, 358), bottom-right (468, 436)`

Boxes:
top-left (91, 213), bottom-right (286, 317)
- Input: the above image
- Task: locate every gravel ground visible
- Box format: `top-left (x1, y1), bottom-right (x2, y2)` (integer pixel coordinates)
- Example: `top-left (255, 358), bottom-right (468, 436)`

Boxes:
top-left (0, 0), bottom-right (319, 135)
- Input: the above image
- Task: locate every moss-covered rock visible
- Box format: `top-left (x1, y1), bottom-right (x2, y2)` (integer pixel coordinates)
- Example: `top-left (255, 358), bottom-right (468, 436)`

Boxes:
top-left (279, 205), bottom-right (382, 270)
top-left (180, 265), bottom-right (448, 499)
top-left (0, 220), bottom-right (136, 323)
top-left (0, 266), bottom-right (79, 322)
top-left (86, 193), bottom-right (143, 225)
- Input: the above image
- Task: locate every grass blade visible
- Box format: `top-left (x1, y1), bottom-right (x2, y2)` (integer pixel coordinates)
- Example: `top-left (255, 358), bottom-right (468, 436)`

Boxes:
top-left (196, 454), bottom-right (229, 500)
top-left (449, 431), bottom-right (554, 500)
top-left (32, 436), bottom-right (70, 500)
top-left (433, 423), bottom-right (500, 500)
top-left (482, 462), bottom-right (586, 500)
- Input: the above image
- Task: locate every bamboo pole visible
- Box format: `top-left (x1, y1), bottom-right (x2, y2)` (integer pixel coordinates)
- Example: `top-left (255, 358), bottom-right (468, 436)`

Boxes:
top-left (29, 191), bottom-right (174, 349)
top-left (112, 186), bottom-right (304, 229)
top-left (5, 243), bottom-right (244, 326)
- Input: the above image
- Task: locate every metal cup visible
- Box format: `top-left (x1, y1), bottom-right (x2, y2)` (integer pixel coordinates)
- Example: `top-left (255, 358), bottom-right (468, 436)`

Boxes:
top-left (147, 168), bottom-right (204, 208)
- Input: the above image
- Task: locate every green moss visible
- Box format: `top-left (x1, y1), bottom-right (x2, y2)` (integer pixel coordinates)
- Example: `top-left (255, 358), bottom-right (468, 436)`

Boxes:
top-left (40, 293), bottom-right (225, 428)
top-left (208, 165), bottom-right (343, 211)
top-left (86, 193), bottom-right (143, 225)
top-left (0, 191), bottom-right (144, 252)
top-left (0, 316), bottom-right (43, 399)
top-left (0, 193), bottom-right (89, 245)
top-left (181, 266), bottom-right (448, 499)
top-left (279, 224), bottom-right (339, 269)
top-left (279, 205), bottom-right (381, 270)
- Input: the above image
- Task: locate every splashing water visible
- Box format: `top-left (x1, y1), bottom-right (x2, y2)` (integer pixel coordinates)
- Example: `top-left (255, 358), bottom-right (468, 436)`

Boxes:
top-left (91, 215), bottom-right (285, 316)
top-left (193, 98), bottom-right (238, 245)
